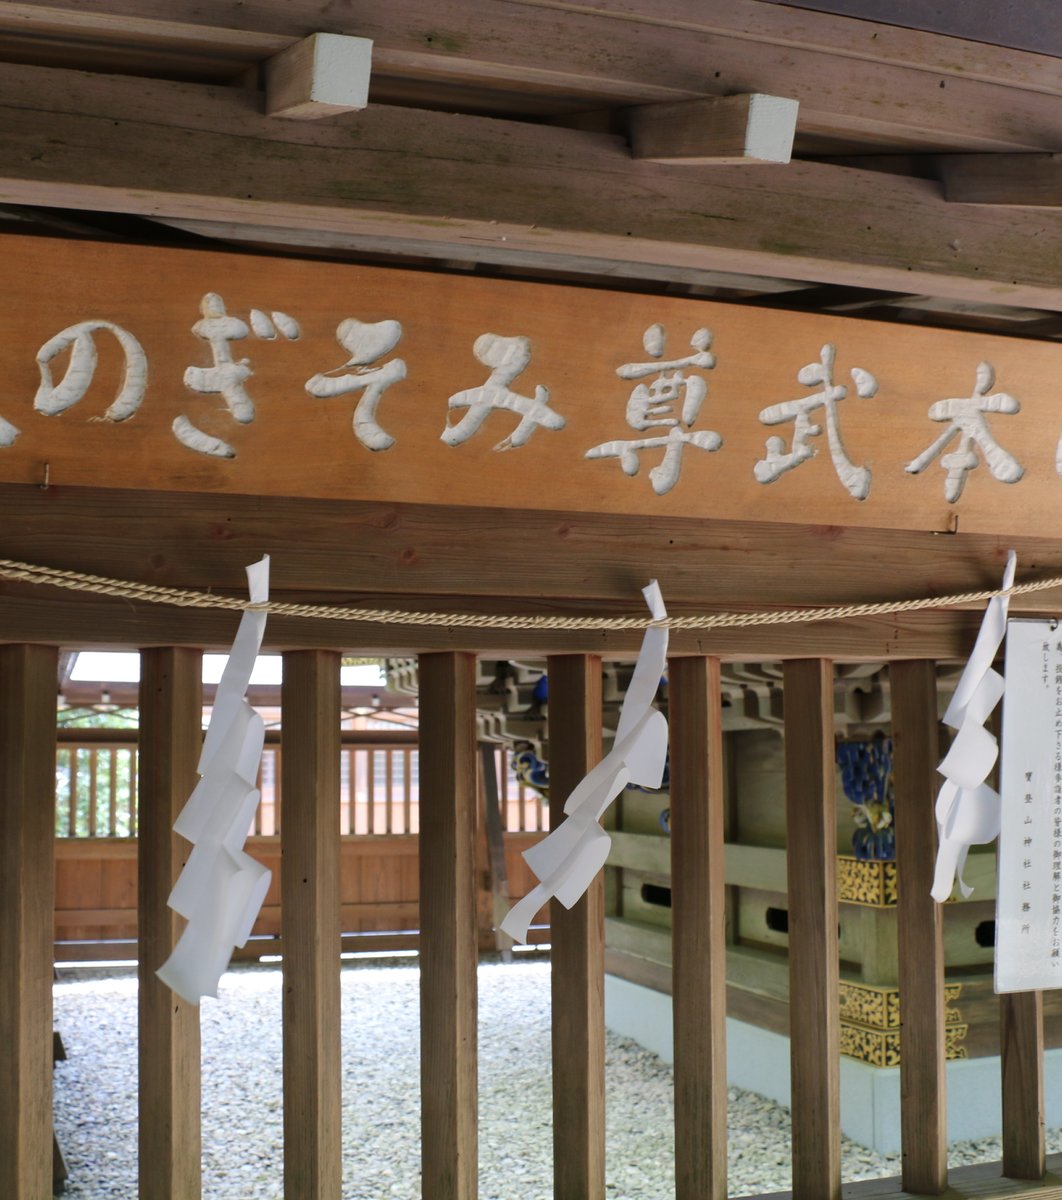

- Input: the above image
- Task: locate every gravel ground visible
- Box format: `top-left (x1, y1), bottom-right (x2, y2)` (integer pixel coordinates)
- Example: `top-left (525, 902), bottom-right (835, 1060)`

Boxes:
top-left (50, 957), bottom-right (1053, 1198)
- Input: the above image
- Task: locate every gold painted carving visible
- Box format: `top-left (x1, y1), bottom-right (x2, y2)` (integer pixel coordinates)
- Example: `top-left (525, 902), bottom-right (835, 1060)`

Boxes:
top-left (836, 855), bottom-right (898, 907)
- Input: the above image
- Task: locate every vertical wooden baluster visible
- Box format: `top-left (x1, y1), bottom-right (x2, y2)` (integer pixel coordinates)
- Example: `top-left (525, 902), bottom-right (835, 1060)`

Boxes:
top-left (386, 748), bottom-right (394, 835)
top-left (282, 650), bottom-right (342, 1200)
top-left (368, 748), bottom-right (377, 833)
top-left (87, 748), bottom-right (98, 837)
top-left (548, 654), bottom-right (605, 1200)
top-left (138, 647), bottom-right (202, 1200)
top-left (890, 660), bottom-right (948, 1193)
top-left (404, 747), bottom-right (413, 835)
top-left (1001, 991), bottom-right (1045, 1178)
top-left (130, 747), bottom-right (138, 835)
top-left (69, 747), bottom-right (78, 836)
top-left (670, 656), bottom-right (728, 1200)
top-left (0, 644), bottom-right (58, 1200)
top-left (109, 747), bottom-right (118, 837)
top-left (784, 659), bottom-right (841, 1200)
top-left (419, 652), bottom-right (478, 1199)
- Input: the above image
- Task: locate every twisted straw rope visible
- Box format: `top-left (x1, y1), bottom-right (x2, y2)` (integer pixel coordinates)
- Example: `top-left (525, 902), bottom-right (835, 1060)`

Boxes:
top-left (1, 556), bottom-right (1061, 633)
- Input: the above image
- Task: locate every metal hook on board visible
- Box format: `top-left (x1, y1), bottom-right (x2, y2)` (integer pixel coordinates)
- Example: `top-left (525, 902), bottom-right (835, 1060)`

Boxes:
top-left (40, 462), bottom-right (50, 490)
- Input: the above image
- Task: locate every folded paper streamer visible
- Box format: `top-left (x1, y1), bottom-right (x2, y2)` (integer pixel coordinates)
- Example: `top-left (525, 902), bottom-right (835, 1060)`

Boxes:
top-left (931, 550), bottom-right (1016, 903)
top-left (157, 556), bottom-right (272, 1003)
top-left (501, 581), bottom-right (669, 943)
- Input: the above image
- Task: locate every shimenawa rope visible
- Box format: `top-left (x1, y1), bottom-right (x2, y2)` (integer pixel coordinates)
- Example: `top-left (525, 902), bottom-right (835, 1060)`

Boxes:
top-left (2, 557), bottom-right (1061, 633)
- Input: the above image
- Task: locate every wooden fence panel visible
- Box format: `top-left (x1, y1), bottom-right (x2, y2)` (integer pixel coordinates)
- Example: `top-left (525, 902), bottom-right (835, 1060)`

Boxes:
top-left (548, 654), bottom-right (606, 1200)
top-left (137, 647), bottom-right (203, 1200)
top-left (670, 655), bottom-right (728, 1200)
top-left (784, 658), bottom-right (841, 1200)
top-left (418, 652), bottom-right (479, 1200)
top-left (281, 650), bottom-right (342, 1200)
top-left (0, 644), bottom-right (59, 1200)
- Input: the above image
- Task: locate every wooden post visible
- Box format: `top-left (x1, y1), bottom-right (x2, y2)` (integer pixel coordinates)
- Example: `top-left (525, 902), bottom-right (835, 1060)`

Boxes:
top-left (281, 650), bottom-right (342, 1200)
top-left (419, 652), bottom-right (478, 1200)
top-left (480, 743), bottom-right (514, 960)
top-left (0, 644), bottom-right (58, 1200)
top-left (890, 660), bottom-right (948, 1194)
top-left (138, 648), bottom-right (203, 1200)
top-left (1001, 991), bottom-right (1045, 1179)
top-left (547, 654), bottom-right (605, 1200)
top-left (783, 658), bottom-right (841, 1200)
top-left (669, 656), bottom-right (728, 1200)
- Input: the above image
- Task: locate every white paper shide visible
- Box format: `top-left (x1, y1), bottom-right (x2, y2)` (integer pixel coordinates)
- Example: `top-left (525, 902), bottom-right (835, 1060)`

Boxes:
top-left (501, 581), bottom-right (670, 943)
top-left (996, 619), bottom-right (1062, 992)
top-left (931, 551), bottom-right (1015, 903)
top-left (156, 556), bottom-right (272, 1004)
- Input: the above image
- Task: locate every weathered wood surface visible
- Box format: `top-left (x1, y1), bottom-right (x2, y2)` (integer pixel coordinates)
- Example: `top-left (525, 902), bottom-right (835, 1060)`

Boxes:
top-left (784, 658), bottom-right (841, 1200)
top-left (890, 660), bottom-right (947, 1194)
top-left (629, 93), bottom-right (797, 164)
top-left (137, 648), bottom-right (203, 1200)
top-left (669, 656), bottom-right (728, 1200)
top-left (281, 650), bottom-right (342, 1200)
top-left (0, 644), bottom-right (58, 1200)
top-left (941, 155), bottom-right (1062, 207)
top-left (548, 654), bottom-right (606, 1200)
top-left (418, 653), bottom-right (478, 1200)
top-left (1001, 991), bottom-right (1046, 1181)
top-left (3, 236), bottom-right (1061, 536)
top-left (3, 56), bottom-right (1062, 307)
top-left (2, 0), bottom-right (1059, 147)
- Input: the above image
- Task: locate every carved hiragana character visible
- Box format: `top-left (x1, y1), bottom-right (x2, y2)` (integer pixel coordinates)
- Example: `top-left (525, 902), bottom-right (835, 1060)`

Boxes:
top-left (585, 324), bottom-right (720, 496)
top-left (905, 362), bottom-right (1023, 503)
top-left (174, 294), bottom-right (300, 458)
top-left (305, 318), bottom-right (406, 451)
top-left (754, 344), bottom-right (877, 500)
top-left (33, 320), bottom-right (148, 430)
top-left (442, 333), bottom-right (564, 451)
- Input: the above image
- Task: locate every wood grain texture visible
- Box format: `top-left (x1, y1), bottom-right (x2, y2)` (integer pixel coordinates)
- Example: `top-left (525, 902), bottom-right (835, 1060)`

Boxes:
top-left (281, 650), bottom-right (342, 1200)
top-left (137, 648), bottom-right (203, 1200)
top-left (3, 69), bottom-right (1062, 308)
top-left (1001, 990), bottom-right (1046, 1180)
top-left (0, 644), bottom-right (58, 1200)
top-left (783, 658), bottom-right (841, 1200)
top-left (629, 93), bottom-right (797, 164)
top-left (669, 656), bottom-right (728, 1200)
top-left (418, 652), bottom-right (478, 1200)
top-left (890, 659), bottom-right (947, 1194)
top-left (547, 654), bottom-right (606, 1200)
top-left (3, 236), bottom-right (1061, 538)
top-left (940, 154), bottom-right (1062, 207)
top-left (2, 0), bottom-right (1059, 143)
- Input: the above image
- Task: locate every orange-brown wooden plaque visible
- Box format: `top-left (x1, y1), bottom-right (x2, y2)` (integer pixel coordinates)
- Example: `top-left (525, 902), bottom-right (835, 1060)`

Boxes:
top-left (2, 233), bottom-right (1060, 538)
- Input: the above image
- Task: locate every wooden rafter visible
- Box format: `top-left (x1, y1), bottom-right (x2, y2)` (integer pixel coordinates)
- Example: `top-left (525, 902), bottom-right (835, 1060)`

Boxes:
top-left (2, 64), bottom-right (1062, 307)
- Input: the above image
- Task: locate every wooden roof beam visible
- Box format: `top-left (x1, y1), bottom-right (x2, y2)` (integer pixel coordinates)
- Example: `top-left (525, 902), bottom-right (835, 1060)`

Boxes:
top-left (3, 63), bottom-right (1062, 309)
top-left (629, 94), bottom-right (798, 165)
top-left (264, 33), bottom-right (372, 120)
top-left (939, 153), bottom-right (1062, 206)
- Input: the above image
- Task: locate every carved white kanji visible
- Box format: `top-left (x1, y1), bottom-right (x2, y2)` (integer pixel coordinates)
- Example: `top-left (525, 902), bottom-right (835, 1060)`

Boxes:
top-left (585, 324), bottom-right (720, 495)
top-left (442, 333), bottom-right (564, 451)
top-left (905, 362), bottom-right (1023, 503)
top-left (754, 343), bottom-right (878, 500)
top-left (305, 318), bottom-right (406, 451)
top-left (33, 320), bottom-right (148, 435)
top-left (174, 294), bottom-right (300, 458)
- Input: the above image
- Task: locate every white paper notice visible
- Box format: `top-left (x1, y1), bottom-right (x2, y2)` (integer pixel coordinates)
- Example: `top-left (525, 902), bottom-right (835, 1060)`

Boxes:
top-left (156, 556), bottom-right (272, 1004)
top-left (996, 619), bottom-right (1062, 993)
top-left (931, 551), bottom-right (1016, 902)
top-left (500, 581), bottom-right (669, 944)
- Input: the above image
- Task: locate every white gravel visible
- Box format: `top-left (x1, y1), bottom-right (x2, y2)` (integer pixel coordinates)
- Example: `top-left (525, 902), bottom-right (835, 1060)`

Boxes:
top-left (50, 957), bottom-right (1055, 1197)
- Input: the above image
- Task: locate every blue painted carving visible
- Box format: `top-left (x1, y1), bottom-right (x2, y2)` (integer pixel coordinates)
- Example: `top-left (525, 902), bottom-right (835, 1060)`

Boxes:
top-left (836, 735), bottom-right (895, 861)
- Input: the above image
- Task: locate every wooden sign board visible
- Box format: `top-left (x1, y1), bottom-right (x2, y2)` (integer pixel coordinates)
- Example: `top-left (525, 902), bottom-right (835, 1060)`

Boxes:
top-left (1, 233), bottom-right (1060, 538)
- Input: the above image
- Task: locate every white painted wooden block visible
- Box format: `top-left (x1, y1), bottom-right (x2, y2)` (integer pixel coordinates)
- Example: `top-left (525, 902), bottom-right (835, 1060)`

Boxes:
top-left (630, 93), bottom-right (799, 165)
top-left (265, 33), bottom-right (373, 120)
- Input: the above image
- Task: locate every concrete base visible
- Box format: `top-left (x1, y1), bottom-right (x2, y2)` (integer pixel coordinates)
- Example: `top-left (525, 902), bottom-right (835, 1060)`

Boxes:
top-left (605, 973), bottom-right (1062, 1154)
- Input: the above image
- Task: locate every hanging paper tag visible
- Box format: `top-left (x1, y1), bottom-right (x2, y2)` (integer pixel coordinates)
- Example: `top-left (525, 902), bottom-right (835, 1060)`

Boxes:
top-left (501, 580), bottom-right (669, 944)
top-left (157, 556), bottom-right (272, 1004)
top-left (930, 551), bottom-right (1015, 902)
top-left (995, 619), bottom-right (1062, 992)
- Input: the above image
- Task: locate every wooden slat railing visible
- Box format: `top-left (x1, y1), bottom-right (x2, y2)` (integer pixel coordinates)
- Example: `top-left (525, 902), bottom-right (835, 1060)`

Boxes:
top-left (30, 646), bottom-right (1062, 1200)
top-left (891, 660), bottom-right (949, 1194)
